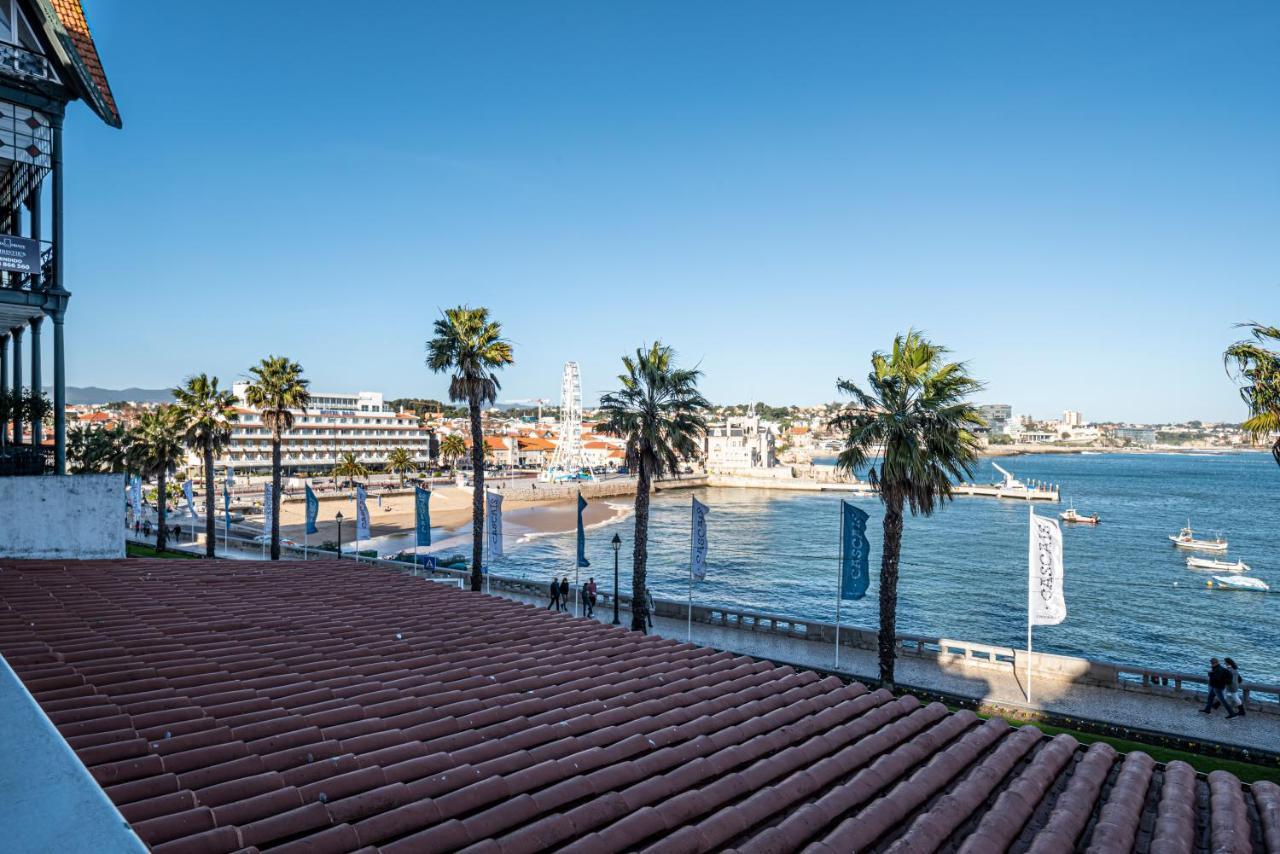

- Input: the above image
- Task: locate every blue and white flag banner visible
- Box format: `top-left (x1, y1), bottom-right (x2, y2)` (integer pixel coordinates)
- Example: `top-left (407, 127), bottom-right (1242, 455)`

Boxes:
top-left (840, 501), bottom-right (871, 601)
top-left (263, 483), bottom-right (274, 534)
top-left (691, 497), bottom-right (710, 581)
top-left (1029, 510), bottom-right (1066, 626)
top-left (415, 487), bottom-right (432, 548)
top-left (377, 493), bottom-right (383, 509)
top-left (304, 484), bottom-right (319, 535)
top-left (226, 465), bottom-right (235, 487)
top-left (355, 485), bottom-right (371, 540)
top-left (131, 474), bottom-right (142, 519)
top-left (222, 486), bottom-right (231, 540)
top-left (576, 493), bottom-right (590, 568)
top-left (183, 480), bottom-right (196, 517)
top-left (486, 491), bottom-right (504, 559)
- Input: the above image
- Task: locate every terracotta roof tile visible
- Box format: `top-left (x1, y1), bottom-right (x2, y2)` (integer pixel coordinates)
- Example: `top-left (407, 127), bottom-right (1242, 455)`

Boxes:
top-left (0, 559), bottom-right (1267, 852)
top-left (47, 0), bottom-right (120, 126)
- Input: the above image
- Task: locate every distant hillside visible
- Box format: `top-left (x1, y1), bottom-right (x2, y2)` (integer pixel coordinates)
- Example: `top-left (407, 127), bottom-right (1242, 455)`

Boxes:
top-left (44, 386), bottom-right (174, 405)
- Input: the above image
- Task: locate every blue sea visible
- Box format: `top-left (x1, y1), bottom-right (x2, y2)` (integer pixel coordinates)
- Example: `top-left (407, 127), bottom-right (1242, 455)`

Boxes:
top-left (485, 453), bottom-right (1280, 684)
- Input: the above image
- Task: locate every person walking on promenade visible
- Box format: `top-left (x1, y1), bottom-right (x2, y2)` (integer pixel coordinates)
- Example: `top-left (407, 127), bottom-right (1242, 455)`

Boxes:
top-left (645, 588), bottom-right (656, 630)
top-left (559, 577), bottom-right (570, 613)
top-left (585, 577), bottom-right (598, 618)
top-left (1200, 658), bottom-right (1230, 715)
top-left (546, 577), bottom-right (561, 611)
top-left (1225, 658), bottom-right (1246, 718)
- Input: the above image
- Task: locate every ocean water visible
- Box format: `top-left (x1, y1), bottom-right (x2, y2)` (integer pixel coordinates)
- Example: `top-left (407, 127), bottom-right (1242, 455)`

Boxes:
top-left (486, 453), bottom-right (1280, 684)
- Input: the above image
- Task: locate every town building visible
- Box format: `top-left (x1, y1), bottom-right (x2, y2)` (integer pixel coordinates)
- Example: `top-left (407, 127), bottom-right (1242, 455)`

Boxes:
top-left (977, 403), bottom-right (1012, 433)
top-left (0, 0), bottom-right (120, 475)
top-left (1111, 426), bottom-right (1157, 447)
top-left (705, 412), bottom-right (778, 473)
top-left (212, 385), bottom-right (433, 475)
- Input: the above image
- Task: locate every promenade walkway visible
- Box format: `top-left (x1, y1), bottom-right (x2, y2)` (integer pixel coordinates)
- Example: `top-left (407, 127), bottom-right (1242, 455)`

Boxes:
top-left (500, 589), bottom-right (1280, 757)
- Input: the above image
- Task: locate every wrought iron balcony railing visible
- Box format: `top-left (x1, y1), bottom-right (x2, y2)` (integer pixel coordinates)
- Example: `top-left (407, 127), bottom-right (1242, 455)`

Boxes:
top-left (0, 42), bottom-right (53, 83)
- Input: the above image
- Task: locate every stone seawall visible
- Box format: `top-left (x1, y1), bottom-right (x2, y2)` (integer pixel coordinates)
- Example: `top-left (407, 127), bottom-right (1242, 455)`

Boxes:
top-left (477, 476), bottom-right (708, 503)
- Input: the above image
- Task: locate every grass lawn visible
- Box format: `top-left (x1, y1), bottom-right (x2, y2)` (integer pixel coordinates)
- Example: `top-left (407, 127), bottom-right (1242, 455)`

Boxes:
top-left (126, 543), bottom-right (201, 559)
top-left (975, 711), bottom-right (1278, 783)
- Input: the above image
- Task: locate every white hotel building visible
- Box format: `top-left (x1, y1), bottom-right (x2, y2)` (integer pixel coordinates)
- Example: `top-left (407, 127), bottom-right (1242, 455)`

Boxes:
top-left (212, 385), bottom-right (433, 475)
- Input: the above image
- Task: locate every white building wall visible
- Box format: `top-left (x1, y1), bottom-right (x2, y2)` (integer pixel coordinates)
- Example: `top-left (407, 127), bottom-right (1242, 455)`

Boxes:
top-left (0, 474), bottom-right (125, 559)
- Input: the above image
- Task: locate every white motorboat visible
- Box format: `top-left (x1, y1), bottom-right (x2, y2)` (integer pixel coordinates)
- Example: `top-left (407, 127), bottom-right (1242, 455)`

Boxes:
top-left (1168, 524), bottom-right (1227, 553)
top-left (1059, 506), bottom-right (1100, 525)
top-left (1186, 556), bottom-right (1250, 573)
top-left (1207, 575), bottom-right (1269, 592)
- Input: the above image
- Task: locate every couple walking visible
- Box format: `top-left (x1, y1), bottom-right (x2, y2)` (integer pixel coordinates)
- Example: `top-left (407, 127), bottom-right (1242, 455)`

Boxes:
top-left (1200, 657), bottom-right (1247, 719)
top-left (546, 577), bottom-right (570, 612)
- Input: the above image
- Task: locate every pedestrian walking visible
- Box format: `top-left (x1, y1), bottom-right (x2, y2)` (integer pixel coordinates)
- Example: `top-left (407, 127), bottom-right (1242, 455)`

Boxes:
top-left (585, 577), bottom-right (598, 618)
top-left (645, 588), bottom-right (655, 630)
top-left (546, 577), bottom-right (561, 611)
top-left (559, 577), bottom-right (570, 613)
top-left (1200, 658), bottom-right (1231, 715)
top-left (1224, 658), bottom-right (1246, 718)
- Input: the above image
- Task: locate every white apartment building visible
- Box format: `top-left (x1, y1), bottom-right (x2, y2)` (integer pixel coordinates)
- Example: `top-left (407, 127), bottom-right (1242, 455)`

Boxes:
top-left (212, 385), bottom-right (433, 474)
top-left (705, 414), bottom-right (778, 472)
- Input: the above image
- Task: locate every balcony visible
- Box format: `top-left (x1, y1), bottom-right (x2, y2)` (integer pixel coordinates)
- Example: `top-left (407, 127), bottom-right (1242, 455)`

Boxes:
top-left (0, 42), bottom-right (52, 84)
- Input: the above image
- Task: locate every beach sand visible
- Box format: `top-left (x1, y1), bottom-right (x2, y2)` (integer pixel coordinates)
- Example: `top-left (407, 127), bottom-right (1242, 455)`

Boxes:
top-left (257, 486), bottom-right (628, 546)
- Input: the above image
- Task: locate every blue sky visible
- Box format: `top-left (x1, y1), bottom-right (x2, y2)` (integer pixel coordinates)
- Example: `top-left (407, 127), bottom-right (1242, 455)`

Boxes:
top-left (51, 2), bottom-right (1279, 421)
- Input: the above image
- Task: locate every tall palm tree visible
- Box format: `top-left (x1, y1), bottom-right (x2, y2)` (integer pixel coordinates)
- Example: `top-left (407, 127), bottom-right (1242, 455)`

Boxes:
top-left (126, 406), bottom-right (185, 553)
top-left (440, 433), bottom-right (467, 475)
top-left (426, 306), bottom-right (514, 591)
top-left (69, 423), bottom-right (131, 474)
top-left (598, 342), bottom-right (710, 632)
top-left (1224, 322), bottom-right (1280, 467)
top-left (332, 451), bottom-right (369, 487)
top-left (243, 356), bottom-right (310, 560)
top-left (173, 374), bottom-right (239, 557)
top-left (830, 331), bottom-right (984, 686)
top-left (384, 447), bottom-right (416, 486)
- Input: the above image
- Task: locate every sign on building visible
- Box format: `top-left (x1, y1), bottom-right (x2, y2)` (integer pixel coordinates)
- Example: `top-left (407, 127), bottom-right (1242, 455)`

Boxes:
top-left (0, 234), bottom-right (40, 274)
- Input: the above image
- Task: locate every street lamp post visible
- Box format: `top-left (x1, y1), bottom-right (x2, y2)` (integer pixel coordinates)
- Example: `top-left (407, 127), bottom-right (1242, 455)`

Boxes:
top-left (335, 511), bottom-right (344, 559)
top-left (611, 533), bottom-right (622, 625)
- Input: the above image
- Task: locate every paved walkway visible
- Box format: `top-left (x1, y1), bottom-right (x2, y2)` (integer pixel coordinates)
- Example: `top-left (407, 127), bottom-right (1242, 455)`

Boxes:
top-left (500, 589), bottom-right (1280, 756)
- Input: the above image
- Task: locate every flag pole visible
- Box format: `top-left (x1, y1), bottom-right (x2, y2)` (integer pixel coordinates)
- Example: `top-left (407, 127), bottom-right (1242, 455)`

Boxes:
top-left (688, 497), bottom-right (694, 644)
top-left (835, 501), bottom-right (844, 669)
top-left (1027, 504), bottom-right (1033, 704)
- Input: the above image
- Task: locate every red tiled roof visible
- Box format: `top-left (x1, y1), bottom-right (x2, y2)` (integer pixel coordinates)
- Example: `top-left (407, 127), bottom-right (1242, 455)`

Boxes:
top-left (45, 0), bottom-right (121, 127)
top-left (0, 559), bottom-right (1271, 853)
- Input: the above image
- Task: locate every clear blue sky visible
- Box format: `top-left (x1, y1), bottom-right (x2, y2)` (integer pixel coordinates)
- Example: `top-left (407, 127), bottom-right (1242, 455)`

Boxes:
top-left (53, 1), bottom-right (1279, 421)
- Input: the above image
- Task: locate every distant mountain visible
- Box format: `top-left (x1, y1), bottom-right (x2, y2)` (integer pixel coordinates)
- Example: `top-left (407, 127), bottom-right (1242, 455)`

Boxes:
top-left (45, 386), bottom-right (174, 405)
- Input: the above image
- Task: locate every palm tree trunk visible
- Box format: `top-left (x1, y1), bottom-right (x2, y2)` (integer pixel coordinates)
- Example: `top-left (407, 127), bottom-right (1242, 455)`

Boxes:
top-left (271, 431), bottom-right (282, 561)
top-left (468, 396), bottom-right (485, 592)
top-left (156, 468), bottom-right (168, 552)
top-left (878, 493), bottom-right (905, 687)
top-left (204, 445), bottom-right (216, 557)
top-left (630, 465), bottom-right (651, 633)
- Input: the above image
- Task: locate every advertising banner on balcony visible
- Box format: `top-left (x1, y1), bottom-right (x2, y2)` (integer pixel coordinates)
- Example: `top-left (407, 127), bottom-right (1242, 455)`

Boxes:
top-left (0, 234), bottom-right (41, 274)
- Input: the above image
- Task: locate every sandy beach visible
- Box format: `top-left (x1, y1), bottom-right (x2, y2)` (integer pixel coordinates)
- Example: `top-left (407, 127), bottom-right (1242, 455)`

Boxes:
top-left (246, 486), bottom-right (629, 549)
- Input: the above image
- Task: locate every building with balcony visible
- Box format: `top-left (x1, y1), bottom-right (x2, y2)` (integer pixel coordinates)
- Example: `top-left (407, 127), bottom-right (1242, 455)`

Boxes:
top-left (211, 385), bottom-right (433, 476)
top-left (705, 412), bottom-right (778, 473)
top-left (0, 0), bottom-right (119, 477)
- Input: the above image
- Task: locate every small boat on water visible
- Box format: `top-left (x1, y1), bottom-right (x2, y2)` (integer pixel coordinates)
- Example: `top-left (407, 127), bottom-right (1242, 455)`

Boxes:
top-left (1059, 507), bottom-right (1100, 525)
top-left (1207, 575), bottom-right (1269, 592)
top-left (1168, 524), bottom-right (1227, 553)
top-left (1186, 556), bottom-right (1250, 573)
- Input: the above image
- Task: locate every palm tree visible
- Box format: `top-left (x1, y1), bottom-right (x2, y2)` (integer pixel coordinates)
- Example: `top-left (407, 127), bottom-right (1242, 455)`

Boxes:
top-left (173, 374), bottom-right (239, 557)
top-left (426, 306), bottom-right (514, 591)
top-left (1224, 322), bottom-right (1280, 467)
top-left (830, 331), bottom-right (984, 687)
top-left (126, 406), bottom-right (185, 552)
top-left (440, 433), bottom-right (467, 475)
top-left (332, 451), bottom-right (369, 487)
top-left (384, 447), bottom-right (416, 486)
top-left (598, 342), bottom-right (710, 632)
top-left (69, 423), bottom-right (131, 474)
top-left (243, 356), bottom-right (310, 560)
